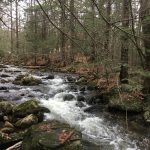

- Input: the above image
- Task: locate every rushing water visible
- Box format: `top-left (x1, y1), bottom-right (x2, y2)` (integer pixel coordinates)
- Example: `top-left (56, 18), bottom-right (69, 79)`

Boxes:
top-left (0, 65), bottom-right (149, 150)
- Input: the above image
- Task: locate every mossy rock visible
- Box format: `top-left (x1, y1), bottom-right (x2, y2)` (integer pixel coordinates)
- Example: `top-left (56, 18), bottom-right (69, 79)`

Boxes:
top-left (0, 101), bottom-right (14, 115)
top-left (15, 114), bottom-right (38, 129)
top-left (13, 99), bottom-right (50, 117)
top-left (109, 95), bottom-right (143, 113)
top-left (13, 74), bottom-right (42, 86)
top-left (22, 121), bottom-right (82, 150)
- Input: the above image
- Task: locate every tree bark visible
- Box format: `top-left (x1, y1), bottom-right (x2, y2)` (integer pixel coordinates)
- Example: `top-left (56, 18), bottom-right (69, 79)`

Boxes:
top-left (60, 0), bottom-right (66, 65)
top-left (119, 0), bottom-right (130, 84)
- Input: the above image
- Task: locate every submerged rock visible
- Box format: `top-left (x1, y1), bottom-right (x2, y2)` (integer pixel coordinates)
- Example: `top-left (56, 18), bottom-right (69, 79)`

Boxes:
top-left (22, 121), bottom-right (82, 150)
top-left (13, 74), bottom-right (42, 86)
top-left (15, 114), bottom-right (38, 129)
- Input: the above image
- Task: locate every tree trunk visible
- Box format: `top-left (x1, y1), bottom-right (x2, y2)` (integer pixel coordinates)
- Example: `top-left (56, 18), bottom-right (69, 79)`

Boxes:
top-left (119, 0), bottom-right (130, 84)
top-left (141, 0), bottom-right (150, 94)
top-left (69, 0), bottom-right (75, 62)
top-left (104, 0), bottom-right (111, 57)
top-left (15, 0), bottom-right (19, 53)
top-left (60, 0), bottom-right (66, 65)
top-left (10, 1), bottom-right (13, 54)
top-left (90, 1), bottom-right (96, 61)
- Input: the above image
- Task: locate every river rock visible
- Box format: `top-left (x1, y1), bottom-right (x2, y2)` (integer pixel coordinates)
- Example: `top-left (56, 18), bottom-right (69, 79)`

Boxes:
top-left (77, 95), bottom-right (85, 102)
top-left (22, 121), bottom-right (83, 150)
top-left (0, 101), bottom-right (14, 115)
top-left (76, 101), bottom-right (85, 108)
top-left (15, 114), bottom-right (38, 129)
top-left (67, 76), bottom-right (76, 82)
top-left (13, 74), bottom-right (42, 86)
top-left (13, 99), bottom-right (50, 117)
top-left (4, 121), bottom-right (14, 128)
top-left (63, 94), bottom-right (75, 101)
top-left (45, 74), bottom-right (54, 79)
top-left (0, 86), bottom-right (8, 91)
top-left (1, 74), bottom-right (11, 78)
top-left (1, 127), bottom-right (14, 134)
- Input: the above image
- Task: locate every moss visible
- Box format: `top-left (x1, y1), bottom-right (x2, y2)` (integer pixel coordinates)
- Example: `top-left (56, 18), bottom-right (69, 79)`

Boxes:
top-left (13, 99), bottom-right (39, 117)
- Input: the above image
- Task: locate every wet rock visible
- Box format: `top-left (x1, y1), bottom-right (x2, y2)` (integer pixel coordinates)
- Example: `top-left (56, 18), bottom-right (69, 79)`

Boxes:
top-left (45, 74), bottom-right (54, 79)
top-left (13, 74), bottom-right (42, 86)
top-left (1, 74), bottom-right (11, 78)
top-left (15, 114), bottom-right (38, 129)
top-left (13, 99), bottom-right (50, 117)
top-left (63, 94), bottom-right (75, 101)
top-left (1, 127), bottom-right (14, 134)
top-left (77, 95), bottom-right (85, 102)
top-left (0, 101), bottom-right (14, 115)
top-left (79, 86), bottom-right (86, 93)
top-left (67, 76), bottom-right (76, 82)
top-left (69, 85), bottom-right (78, 92)
top-left (22, 121), bottom-right (82, 150)
top-left (0, 131), bottom-right (24, 149)
top-left (76, 101), bottom-right (85, 108)
top-left (0, 86), bottom-right (8, 90)
top-left (4, 121), bottom-right (14, 128)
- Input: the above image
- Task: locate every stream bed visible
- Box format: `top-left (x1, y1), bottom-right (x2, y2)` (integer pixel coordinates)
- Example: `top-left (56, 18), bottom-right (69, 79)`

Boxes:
top-left (0, 64), bottom-right (149, 150)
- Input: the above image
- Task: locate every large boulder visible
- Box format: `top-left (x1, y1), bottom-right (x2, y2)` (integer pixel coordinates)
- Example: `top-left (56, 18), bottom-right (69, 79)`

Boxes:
top-left (13, 74), bottom-right (42, 86)
top-left (13, 99), bottom-right (50, 117)
top-left (0, 101), bottom-right (14, 115)
top-left (15, 114), bottom-right (38, 129)
top-left (22, 121), bottom-right (83, 150)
